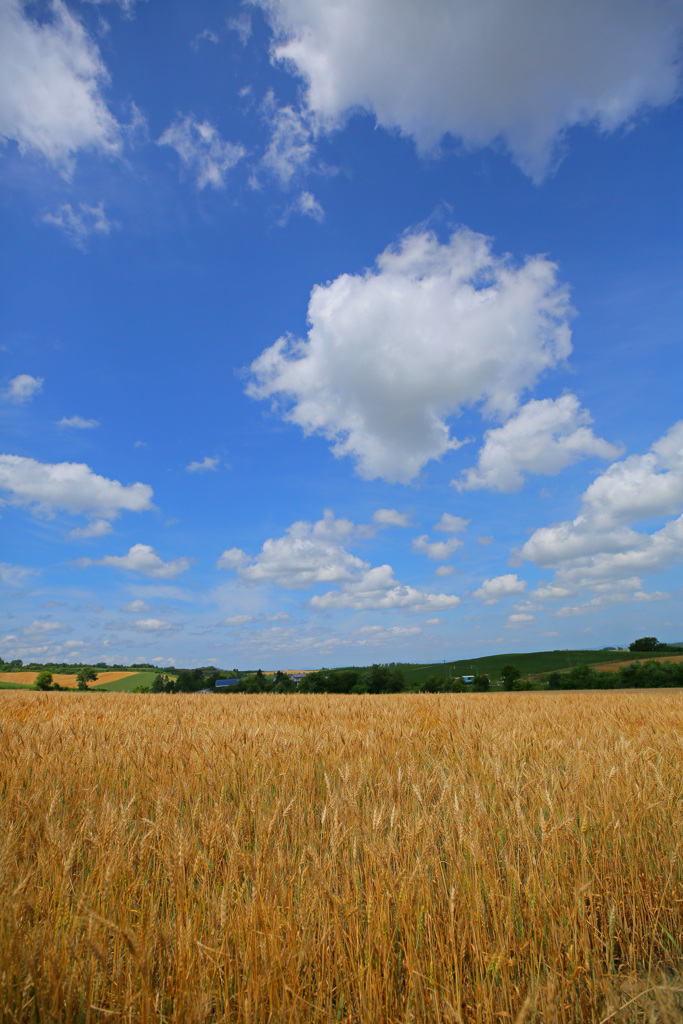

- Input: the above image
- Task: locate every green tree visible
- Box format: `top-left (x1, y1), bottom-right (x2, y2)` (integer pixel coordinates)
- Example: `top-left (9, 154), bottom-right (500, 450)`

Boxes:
top-left (35, 670), bottom-right (53, 690)
top-left (500, 664), bottom-right (521, 690)
top-left (151, 673), bottom-right (168, 693)
top-left (473, 673), bottom-right (490, 692)
top-left (629, 637), bottom-right (660, 652)
top-left (77, 667), bottom-right (98, 687)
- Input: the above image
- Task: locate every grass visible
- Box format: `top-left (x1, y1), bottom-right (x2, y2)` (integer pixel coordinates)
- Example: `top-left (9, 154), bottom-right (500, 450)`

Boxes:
top-left (0, 690), bottom-right (681, 1023)
top-left (92, 670), bottom-right (158, 692)
top-left (393, 649), bottom-right (675, 686)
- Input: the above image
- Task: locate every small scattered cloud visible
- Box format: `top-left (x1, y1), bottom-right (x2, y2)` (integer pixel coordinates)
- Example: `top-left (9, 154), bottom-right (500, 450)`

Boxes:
top-left (456, 395), bottom-right (621, 492)
top-left (0, 0), bottom-right (121, 170)
top-left (261, 98), bottom-right (315, 186)
top-left (4, 374), bottom-right (43, 404)
top-left (186, 456), bottom-right (219, 473)
top-left (279, 190), bottom-right (324, 225)
top-left (218, 510), bottom-right (365, 589)
top-left (0, 563), bottom-right (38, 588)
top-left (434, 513), bottom-right (469, 533)
top-left (158, 114), bottom-right (245, 189)
top-left (23, 619), bottom-right (69, 636)
top-left (311, 564), bottom-right (461, 612)
top-left (412, 534), bottom-right (463, 561)
top-left (58, 415), bottom-right (100, 429)
top-left (522, 420), bottom-right (683, 594)
top-left (43, 203), bottom-right (112, 249)
top-left (373, 508), bottom-right (411, 528)
top-left (223, 614), bottom-right (255, 626)
top-left (81, 543), bottom-right (190, 579)
top-left (122, 599), bottom-right (150, 613)
top-left (133, 618), bottom-right (175, 632)
top-left (191, 28), bottom-right (219, 51)
top-left (216, 547), bottom-right (250, 571)
top-left (435, 565), bottom-right (454, 577)
top-left (69, 519), bottom-right (112, 539)
top-left (227, 12), bottom-right (252, 46)
top-left (0, 454), bottom-right (153, 519)
top-left (477, 536), bottom-right (494, 546)
top-left (473, 574), bottom-right (527, 604)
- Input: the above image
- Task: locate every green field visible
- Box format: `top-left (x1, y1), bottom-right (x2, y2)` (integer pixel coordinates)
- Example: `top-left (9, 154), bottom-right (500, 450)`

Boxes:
top-left (0, 679), bottom-right (31, 690)
top-left (394, 648), bottom-right (668, 687)
top-left (92, 671), bottom-right (158, 692)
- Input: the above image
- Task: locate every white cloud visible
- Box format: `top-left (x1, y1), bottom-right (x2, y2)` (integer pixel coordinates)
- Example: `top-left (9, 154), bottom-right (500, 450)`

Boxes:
top-left (248, 228), bottom-right (572, 482)
top-left (260, 0), bottom-right (683, 180)
top-left (435, 565), bottom-right (454, 577)
top-left (295, 190), bottom-right (324, 221)
top-left (5, 374), bottom-right (43, 403)
top-left (373, 508), bottom-right (411, 528)
top-left (186, 456), bottom-right (219, 473)
top-left (69, 518), bottom-right (112, 539)
top-left (477, 535), bottom-right (494, 546)
top-left (58, 414), bottom-right (100, 429)
top-left (23, 619), bottom-right (69, 636)
top-left (216, 547), bottom-right (250, 571)
top-left (220, 510), bottom-right (367, 589)
top-left (223, 614), bottom-right (255, 626)
top-left (457, 395), bottom-right (621, 492)
top-left (279, 189), bottom-right (325, 225)
top-left (122, 599), bottom-right (150, 613)
top-left (521, 421), bottom-right (683, 602)
top-left (522, 420), bottom-right (683, 574)
top-left (82, 543), bottom-right (190, 579)
top-left (158, 114), bottom-right (245, 189)
top-left (507, 612), bottom-right (534, 625)
top-left (81, 0), bottom-right (142, 12)
top-left (473, 574), bottom-right (527, 604)
top-left (554, 578), bottom-right (670, 617)
top-left (0, 0), bottom-right (121, 169)
top-left (227, 12), bottom-right (252, 46)
top-left (191, 29), bottom-right (219, 50)
top-left (412, 534), bottom-right (462, 561)
top-left (311, 564), bottom-right (461, 611)
top-left (261, 99), bottom-right (315, 185)
top-left (434, 513), bottom-right (469, 533)
top-left (0, 562), bottom-right (38, 587)
top-left (133, 618), bottom-right (174, 632)
top-left (43, 202), bottom-right (112, 249)
top-left (0, 454), bottom-right (153, 518)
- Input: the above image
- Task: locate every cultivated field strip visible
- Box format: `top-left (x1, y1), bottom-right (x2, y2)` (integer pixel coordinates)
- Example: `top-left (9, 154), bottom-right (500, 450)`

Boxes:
top-left (0, 692), bottom-right (681, 1023)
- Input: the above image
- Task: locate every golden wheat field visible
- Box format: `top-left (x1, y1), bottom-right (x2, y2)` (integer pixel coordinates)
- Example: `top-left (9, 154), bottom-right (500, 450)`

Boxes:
top-left (1, 691), bottom-right (682, 1024)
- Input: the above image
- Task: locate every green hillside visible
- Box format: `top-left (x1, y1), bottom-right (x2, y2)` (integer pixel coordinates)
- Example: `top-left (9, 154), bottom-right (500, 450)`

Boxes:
top-left (92, 671), bottom-right (158, 692)
top-left (395, 649), bottom-right (660, 687)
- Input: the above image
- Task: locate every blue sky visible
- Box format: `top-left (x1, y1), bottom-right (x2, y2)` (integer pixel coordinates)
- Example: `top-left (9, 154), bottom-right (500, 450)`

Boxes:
top-left (1, 0), bottom-right (682, 669)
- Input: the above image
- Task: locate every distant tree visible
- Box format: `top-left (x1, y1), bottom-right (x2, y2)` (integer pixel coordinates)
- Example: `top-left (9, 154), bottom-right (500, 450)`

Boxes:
top-left (151, 673), bottom-right (167, 693)
top-left (473, 674), bottom-right (490, 692)
top-left (629, 637), bottom-right (660, 652)
top-left (77, 667), bottom-right (98, 687)
top-left (35, 670), bottom-right (53, 690)
top-left (546, 672), bottom-right (562, 690)
top-left (500, 664), bottom-right (521, 690)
